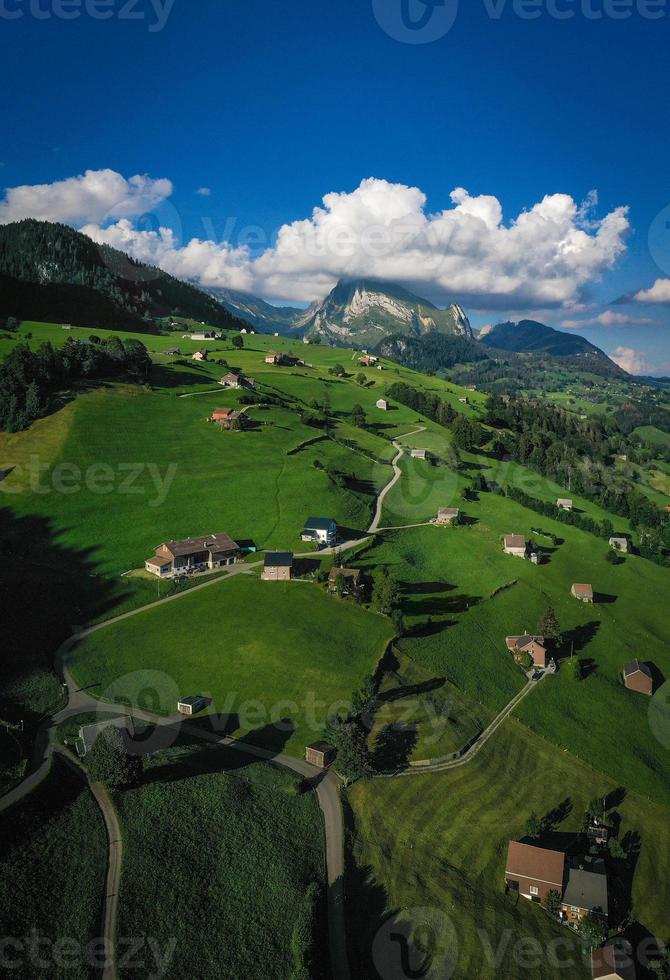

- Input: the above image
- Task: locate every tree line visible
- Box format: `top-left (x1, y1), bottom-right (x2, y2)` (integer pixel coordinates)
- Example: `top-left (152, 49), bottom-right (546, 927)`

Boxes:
top-left (0, 336), bottom-right (151, 432)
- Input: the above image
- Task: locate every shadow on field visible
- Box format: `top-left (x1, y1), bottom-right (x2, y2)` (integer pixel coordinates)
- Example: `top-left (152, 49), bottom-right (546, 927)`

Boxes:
top-left (595, 592), bottom-right (618, 604)
top-left (372, 722), bottom-right (418, 771)
top-left (563, 620), bottom-right (600, 658)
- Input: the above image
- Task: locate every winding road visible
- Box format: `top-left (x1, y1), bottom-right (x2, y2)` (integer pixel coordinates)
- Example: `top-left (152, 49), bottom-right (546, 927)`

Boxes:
top-left (0, 425), bottom-right (544, 980)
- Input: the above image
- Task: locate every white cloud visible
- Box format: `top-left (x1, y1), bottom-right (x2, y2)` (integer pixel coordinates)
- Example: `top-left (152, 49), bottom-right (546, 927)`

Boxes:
top-left (196, 187), bottom-right (212, 197)
top-left (609, 346), bottom-right (650, 375)
top-left (561, 310), bottom-right (655, 329)
top-left (0, 169), bottom-right (173, 226)
top-left (0, 171), bottom-right (631, 308)
top-left (633, 279), bottom-right (670, 304)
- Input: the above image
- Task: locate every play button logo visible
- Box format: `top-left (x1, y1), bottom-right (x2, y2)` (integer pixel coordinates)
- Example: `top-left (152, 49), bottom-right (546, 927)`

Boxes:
top-left (372, 0), bottom-right (459, 43)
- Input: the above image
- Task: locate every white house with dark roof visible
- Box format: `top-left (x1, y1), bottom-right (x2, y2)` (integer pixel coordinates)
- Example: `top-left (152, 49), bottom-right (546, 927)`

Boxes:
top-left (301, 517), bottom-right (337, 546)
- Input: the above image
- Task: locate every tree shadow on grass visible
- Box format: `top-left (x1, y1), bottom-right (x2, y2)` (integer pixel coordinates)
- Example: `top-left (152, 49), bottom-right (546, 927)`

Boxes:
top-left (541, 797), bottom-right (573, 832)
top-left (562, 621), bottom-right (600, 658)
top-left (150, 364), bottom-right (219, 389)
top-left (407, 618), bottom-right (458, 638)
top-left (372, 722), bottom-right (418, 772)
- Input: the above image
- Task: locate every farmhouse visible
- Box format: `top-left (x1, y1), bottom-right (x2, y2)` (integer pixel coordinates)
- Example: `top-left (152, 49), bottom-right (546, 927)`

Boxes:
top-left (505, 840), bottom-right (566, 902)
top-left (609, 536), bottom-right (629, 553)
top-left (571, 583), bottom-right (594, 603)
top-left (376, 399), bottom-right (388, 411)
top-left (305, 742), bottom-right (336, 768)
top-left (359, 354), bottom-right (378, 366)
top-left (591, 940), bottom-right (636, 980)
top-left (177, 696), bottom-right (208, 716)
top-left (328, 567), bottom-right (363, 596)
top-left (561, 866), bottom-right (608, 927)
top-left (623, 659), bottom-right (654, 696)
top-left (192, 349), bottom-right (208, 361)
top-left (411, 449), bottom-right (427, 460)
top-left (219, 373), bottom-right (241, 388)
top-left (145, 533), bottom-right (239, 577)
top-left (166, 347), bottom-right (181, 356)
top-left (301, 517), bottom-right (337, 546)
top-left (503, 534), bottom-right (527, 558)
top-left (458, 396), bottom-right (468, 404)
top-left (191, 331), bottom-right (215, 340)
top-left (557, 498), bottom-right (574, 511)
top-left (506, 635), bottom-right (548, 668)
top-left (210, 408), bottom-right (247, 429)
top-left (437, 507), bottom-right (460, 525)
top-left (262, 552), bottom-right (293, 581)
top-left (265, 352), bottom-right (280, 364)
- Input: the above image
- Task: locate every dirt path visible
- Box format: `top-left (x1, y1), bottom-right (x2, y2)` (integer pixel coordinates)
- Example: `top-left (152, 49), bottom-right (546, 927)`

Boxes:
top-left (367, 426), bottom-right (426, 533)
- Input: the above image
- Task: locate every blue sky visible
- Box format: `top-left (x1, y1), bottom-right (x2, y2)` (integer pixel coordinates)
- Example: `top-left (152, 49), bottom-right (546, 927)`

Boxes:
top-left (1, 0), bottom-right (669, 372)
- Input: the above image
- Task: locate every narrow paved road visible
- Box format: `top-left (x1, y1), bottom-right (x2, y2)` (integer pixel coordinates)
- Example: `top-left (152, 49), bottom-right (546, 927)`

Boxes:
top-left (368, 427), bottom-right (426, 533)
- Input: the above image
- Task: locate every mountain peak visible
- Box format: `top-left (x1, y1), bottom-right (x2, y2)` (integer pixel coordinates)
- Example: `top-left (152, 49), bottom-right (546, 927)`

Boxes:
top-left (481, 318), bottom-right (626, 375)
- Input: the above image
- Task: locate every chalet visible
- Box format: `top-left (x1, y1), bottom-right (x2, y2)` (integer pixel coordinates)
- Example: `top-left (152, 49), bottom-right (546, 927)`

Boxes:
top-left (505, 840), bottom-right (566, 902)
top-left (210, 408), bottom-right (246, 429)
top-left (328, 567), bottom-right (363, 596)
top-left (262, 552), bottom-right (293, 581)
top-left (561, 866), bottom-right (608, 927)
top-left (466, 385), bottom-right (478, 392)
top-left (506, 635), bottom-right (548, 669)
top-left (591, 940), bottom-right (636, 980)
top-left (557, 498), bottom-right (573, 511)
top-left (458, 396), bottom-right (468, 404)
top-left (192, 349), bottom-right (208, 361)
top-left (265, 353), bottom-right (280, 365)
top-left (571, 583), bottom-right (594, 604)
top-left (623, 659), bottom-right (654, 696)
top-left (240, 328), bottom-right (248, 334)
top-left (609, 536), bottom-right (629, 553)
top-left (503, 534), bottom-right (527, 558)
top-left (177, 696), bottom-right (208, 716)
top-left (437, 507), bottom-right (460, 525)
top-left (166, 347), bottom-right (181, 356)
top-left (219, 373), bottom-right (241, 388)
top-left (376, 398), bottom-right (388, 411)
top-left (411, 449), bottom-right (427, 460)
top-left (359, 354), bottom-right (378, 366)
top-left (145, 533), bottom-right (239, 577)
top-left (301, 517), bottom-right (337, 546)
top-left (377, 364), bottom-right (384, 371)
top-left (191, 331), bottom-right (215, 340)
top-left (305, 742), bottom-right (336, 768)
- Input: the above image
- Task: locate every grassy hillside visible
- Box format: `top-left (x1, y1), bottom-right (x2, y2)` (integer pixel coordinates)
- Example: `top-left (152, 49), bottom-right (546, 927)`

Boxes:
top-left (347, 721), bottom-right (668, 979)
top-left (0, 758), bottom-right (107, 979)
top-left (114, 743), bottom-right (327, 980)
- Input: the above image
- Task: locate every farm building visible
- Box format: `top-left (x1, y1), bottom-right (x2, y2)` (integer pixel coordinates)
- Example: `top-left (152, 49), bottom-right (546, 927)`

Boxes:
top-left (301, 517), bottom-right (337, 546)
top-left (411, 449), bottom-right (427, 460)
top-left (591, 940), bottom-right (636, 980)
top-left (210, 408), bottom-right (247, 429)
top-left (437, 508), bottom-right (460, 525)
top-left (609, 537), bottom-right (629, 553)
top-left (166, 347), bottom-right (181, 356)
top-left (191, 331), bottom-right (215, 340)
top-left (560, 866), bottom-right (608, 927)
top-left (262, 552), bottom-right (293, 581)
top-left (177, 696), bottom-right (208, 716)
top-left (145, 533), bottom-right (239, 577)
top-left (359, 354), bottom-right (378, 366)
top-left (623, 660), bottom-right (654, 696)
top-left (376, 399), bottom-right (388, 410)
top-left (571, 583), bottom-right (594, 603)
top-left (557, 498), bottom-right (573, 511)
top-left (505, 840), bottom-right (566, 902)
top-left (265, 353), bottom-right (280, 364)
top-left (192, 349), bottom-right (208, 361)
top-left (328, 567), bottom-right (363, 596)
top-left (305, 742), bottom-right (336, 768)
top-left (458, 396), bottom-right (468, 404)
top-left (219, 373), bottom-right (241, 388)
top-left (503, 534), bottom-right (527, 558)
top-left (506, 635), bottom-right (548, 669)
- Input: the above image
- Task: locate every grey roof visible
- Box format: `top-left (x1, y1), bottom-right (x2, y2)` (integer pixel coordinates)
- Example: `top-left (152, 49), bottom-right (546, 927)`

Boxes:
top-left (161, 533), bottom-right (238, 558)
top-left (562, 868), bottom-right (608, 915)
top-left (303, 517), bottom-right (337, 531)
top-left (264, 551), bottom-right (293, 567)
top-left (624, 659), bottom-right (652, 678)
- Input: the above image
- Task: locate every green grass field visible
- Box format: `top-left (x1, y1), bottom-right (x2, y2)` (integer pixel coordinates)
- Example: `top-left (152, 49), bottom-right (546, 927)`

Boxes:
top-left (113, 742), bottom-right (327, 980)
top-left (347, 720), bottom-right (670, 979)
top-left (0, 757), bottom-right (107, 979)
top-left (69, 574), bottom-right (394, 756)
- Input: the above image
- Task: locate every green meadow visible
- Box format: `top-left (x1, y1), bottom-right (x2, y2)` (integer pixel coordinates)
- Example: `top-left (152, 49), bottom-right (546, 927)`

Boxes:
top-left (0, 758), bottom-right (107, 979)
top-left (69, 574), bottom-right (395, 756)
top-left (114, 743), bottom-right (327, 980)
top-left (347, 720), bottom-right (669, 979)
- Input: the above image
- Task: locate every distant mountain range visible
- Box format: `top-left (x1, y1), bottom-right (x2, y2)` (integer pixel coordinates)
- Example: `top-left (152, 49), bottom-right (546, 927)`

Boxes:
top-left (0, 220), bottom-right (246, 333)
top-left (215, 277), bottom-right (473, 349)
top-left (480, 319), bottom-right (624, 375)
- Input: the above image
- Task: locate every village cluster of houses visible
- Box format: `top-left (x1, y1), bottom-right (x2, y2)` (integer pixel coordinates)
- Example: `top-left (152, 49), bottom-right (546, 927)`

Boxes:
top-left (505, 833), bottom-right (639, 978)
